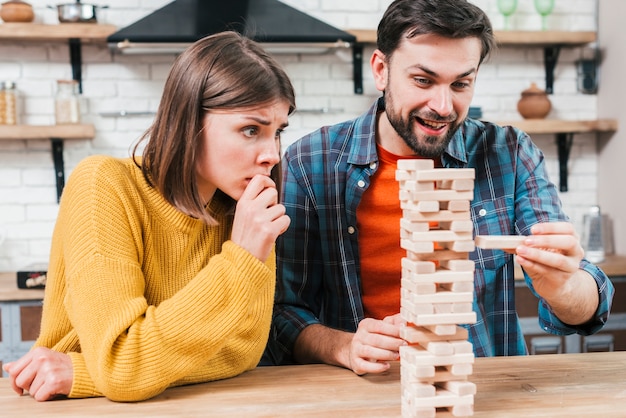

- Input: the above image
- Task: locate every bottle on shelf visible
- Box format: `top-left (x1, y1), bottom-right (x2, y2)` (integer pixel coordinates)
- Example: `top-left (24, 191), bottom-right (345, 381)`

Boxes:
top-left (0, 81), bottom-right (19, 125)
top-left (54, 79), bottom-right (81, 124)
top-left (581, 205), bottom-right (605, 263)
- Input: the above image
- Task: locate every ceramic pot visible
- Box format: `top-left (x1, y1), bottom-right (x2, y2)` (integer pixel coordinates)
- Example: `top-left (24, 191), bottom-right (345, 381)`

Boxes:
top-left (0, 0), bottom-right (35, 22)
top-left (517, 82), bottom-right (551, 119)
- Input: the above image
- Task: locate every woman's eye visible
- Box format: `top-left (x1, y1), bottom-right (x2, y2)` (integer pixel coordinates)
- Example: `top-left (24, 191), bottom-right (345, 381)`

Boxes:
top-left (242, 127), bottom-right (258, 137)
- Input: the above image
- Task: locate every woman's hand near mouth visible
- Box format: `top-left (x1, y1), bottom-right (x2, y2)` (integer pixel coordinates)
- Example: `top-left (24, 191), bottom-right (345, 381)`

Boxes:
top-left (230, 174), bottom-right (291, 262)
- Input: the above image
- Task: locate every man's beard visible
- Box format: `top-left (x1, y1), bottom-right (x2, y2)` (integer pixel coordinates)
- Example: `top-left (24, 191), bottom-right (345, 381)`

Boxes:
top-left (384, 91), bottom-right (462, 158)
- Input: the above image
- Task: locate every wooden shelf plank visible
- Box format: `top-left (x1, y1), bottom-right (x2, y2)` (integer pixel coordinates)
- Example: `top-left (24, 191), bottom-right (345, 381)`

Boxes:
top-left (347, 29), bottom-right (596, 46)
top-left (492, 119), bottom-right (618, 135)
top-left (494, 30), bottom-right (596, 46)
top-left (0, 124), bottom-right (95, 140)
top-left (0, 23), bottom-right (116, 42)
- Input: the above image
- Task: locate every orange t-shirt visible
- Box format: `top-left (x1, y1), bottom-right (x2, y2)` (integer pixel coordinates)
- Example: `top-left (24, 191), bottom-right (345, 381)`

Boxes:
top-left (357, 145), bottom-right (439, 320)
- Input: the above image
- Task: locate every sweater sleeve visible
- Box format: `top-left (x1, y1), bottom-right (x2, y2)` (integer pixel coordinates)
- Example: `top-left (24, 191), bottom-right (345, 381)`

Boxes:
top-left (40, 156), bottom-right (276, 401)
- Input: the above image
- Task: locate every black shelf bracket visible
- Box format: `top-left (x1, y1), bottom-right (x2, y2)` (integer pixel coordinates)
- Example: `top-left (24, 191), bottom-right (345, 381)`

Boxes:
top-left (353, 43), bottom-right (364, 94)
top-left (543, 45), bottom-right (561, 95)
top-left (51, 138), bottom-right (65, 203)
top-left (68, 38), bottom-right (83, 93)
top-left (556, 132), bottom-right (574, 192)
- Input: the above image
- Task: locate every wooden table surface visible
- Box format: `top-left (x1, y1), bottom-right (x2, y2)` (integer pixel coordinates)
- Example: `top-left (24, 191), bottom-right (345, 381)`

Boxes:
top-left (1, 351), bottom-right (625, 417)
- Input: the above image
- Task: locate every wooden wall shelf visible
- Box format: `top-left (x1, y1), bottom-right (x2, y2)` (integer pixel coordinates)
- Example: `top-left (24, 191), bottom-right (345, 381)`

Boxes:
top-left (347, 30), bottom-right (597, 95)
top-left (0, 124), bottom-right (95, 140)
top-left (492, 119), bottom-right (617, 135)
top-left (493, 118), bottom-right (618, 192)
top-left (347, 30), bottom-right (596, 47)
top-left (0, 23), bottom-right (117, 93)
top-left (0, 124), bottom-right (96, 202)
top-left (0, 23), bottom-right (116, 42)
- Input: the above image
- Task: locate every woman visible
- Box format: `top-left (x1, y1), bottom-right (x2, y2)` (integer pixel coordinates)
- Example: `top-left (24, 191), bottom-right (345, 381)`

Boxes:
top-left (3, 31), bottom-right (295, 402)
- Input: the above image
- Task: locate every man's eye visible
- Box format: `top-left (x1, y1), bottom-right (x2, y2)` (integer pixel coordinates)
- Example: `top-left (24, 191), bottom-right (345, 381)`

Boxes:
top-left (242, 127), bottom-right (258, 137)
top-left (414, 77), bottom-right (431, 86)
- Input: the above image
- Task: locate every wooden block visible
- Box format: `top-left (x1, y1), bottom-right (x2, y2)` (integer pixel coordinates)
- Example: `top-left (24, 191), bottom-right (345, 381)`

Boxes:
top-left (407, 270), bottom-right (474, 284)
top-left (400, 200), bottom-right (441, 212)
top-left (403, 210), bottom-right (470, 222)
top-left (402, 278), bottom-right (437, 295)
top-left (444, 240), bottom-right (475, 252)
top-left (474, 235), bottom-right (527, 249)
top-left (401, 362), bottom-right (436, 379)
top-left (400, 219), bottom-right (431, 233)
top-left (439, 281), bottom-right (474, 293)
top-left (403, 388), bottom-right (474, 408)
top-left (413, 312), bottom-right (477, 326)
top-left (395, 169), bottom-right (413, 181)
top-left (401, 239), bottom-right (435, 254)
top-left (433, 303), bottom-right (453, 314)
top-left (436, 178), bottom-right (474, 192)
top-left (440, 200), bottom-right (470, 212)
top-left (451, 303), bottom-right (474, 313)
top-left (407, 250), bottom-right (469, 262)
top-left (450, 404), bottom-right (474, 417)
top-left (410, 290), bottom-right (473, 305)
top-left (408, 230), bottom-right (472, 242)
top-left (404, 364), bottom-right (474, 381)
top-left (402, 258), bottom-right (437, 274)
top-left (400, 325), bottom-right (469, 344)
top-left (423, 324), bottom-right (458, 336)
top-left (439, 259), bottom-right (475, 272)
top-left (399, 179), bottom-right (435, 191)
top-left (438, 220), bottom-right (473, 232)
top-left (449, 363), bottom-right (473, 376)
top-left (450, 340), bottom-right (474, 354)
top-left (413, 168), bottom-right (475, 181)
top-left (423, 341), bottom-right (455, 356)
top-left (404, 189), bottom-right (474, 202)
top-left (397, 159), bottom-right (435, 171)
top-left (439, 381), bottom-right (477, 396)
top-left (404, 382), bottom-right (437, 398)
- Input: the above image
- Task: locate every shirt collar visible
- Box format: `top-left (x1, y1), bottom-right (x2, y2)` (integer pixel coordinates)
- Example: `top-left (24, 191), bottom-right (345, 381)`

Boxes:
top-left (348, 96), bottom-right (472, 167)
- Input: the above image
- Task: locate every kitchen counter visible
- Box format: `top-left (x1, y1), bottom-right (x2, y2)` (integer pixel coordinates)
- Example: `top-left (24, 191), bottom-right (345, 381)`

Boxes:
top-left (515, 253), bottom-right (626, 280)
top-left (0, 351), bottom-right (624, 417)
top-left (0, 272), bottom-right (44, 302)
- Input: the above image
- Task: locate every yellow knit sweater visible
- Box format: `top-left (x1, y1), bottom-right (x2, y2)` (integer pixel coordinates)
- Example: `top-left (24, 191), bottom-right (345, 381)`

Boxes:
top-left (34, 155), bottom-right (276, 401)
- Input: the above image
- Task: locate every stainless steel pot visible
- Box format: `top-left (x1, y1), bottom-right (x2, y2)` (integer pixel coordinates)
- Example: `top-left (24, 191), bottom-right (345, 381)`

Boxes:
top-left (48, 0), bottom-right (107, 23)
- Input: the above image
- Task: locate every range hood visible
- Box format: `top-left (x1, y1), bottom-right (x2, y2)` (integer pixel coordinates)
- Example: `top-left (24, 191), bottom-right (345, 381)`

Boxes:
top-left (107, 0), bottom-right (356, 54)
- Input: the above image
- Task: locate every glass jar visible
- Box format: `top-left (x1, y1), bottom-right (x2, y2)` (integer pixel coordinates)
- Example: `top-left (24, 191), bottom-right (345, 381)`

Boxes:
top-left (55, 79), bottom-right (81, 124)
top-left (0, 81), bottom-right (5, 124)
top-left (0, 81), bottom-right (19, 125)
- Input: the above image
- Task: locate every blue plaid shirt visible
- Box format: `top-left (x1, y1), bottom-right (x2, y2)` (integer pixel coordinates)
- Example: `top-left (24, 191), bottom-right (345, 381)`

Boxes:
top-left (264, 98), bottom-right (614, 365)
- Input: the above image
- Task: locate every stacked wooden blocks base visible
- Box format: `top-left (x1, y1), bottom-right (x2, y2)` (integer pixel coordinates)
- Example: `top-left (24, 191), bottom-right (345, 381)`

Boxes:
top-left (396, 159), bottom-right (477, 418)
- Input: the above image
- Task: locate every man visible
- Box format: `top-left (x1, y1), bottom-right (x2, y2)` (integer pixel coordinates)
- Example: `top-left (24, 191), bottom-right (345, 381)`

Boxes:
top-left (263, 0), bottom-right (614, 375)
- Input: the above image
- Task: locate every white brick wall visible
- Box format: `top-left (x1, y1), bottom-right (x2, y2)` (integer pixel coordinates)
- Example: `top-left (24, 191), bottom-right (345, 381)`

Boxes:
top-left (0, 0), bottom-right (602, 270)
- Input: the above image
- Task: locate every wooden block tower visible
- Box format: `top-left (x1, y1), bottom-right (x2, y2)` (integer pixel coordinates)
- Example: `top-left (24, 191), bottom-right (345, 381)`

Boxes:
top-left (396, 159), bottom-right (477, 418)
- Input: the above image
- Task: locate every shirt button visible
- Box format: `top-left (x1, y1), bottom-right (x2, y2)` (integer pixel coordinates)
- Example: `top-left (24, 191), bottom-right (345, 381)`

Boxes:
top-left (357, 180), bottom-right (365, 188)
top-left (478, 209), bottom-right (487, 216)
top-left (348, 226), bottom-right (356, 234)
top-left (370, 162), bottom-right (377, 170)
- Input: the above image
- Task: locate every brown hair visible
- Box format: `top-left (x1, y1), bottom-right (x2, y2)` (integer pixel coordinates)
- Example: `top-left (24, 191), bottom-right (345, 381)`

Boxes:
top-left (133, 31), bottom-right (295, 224)
top-left (377, 0), bottom-right (496, 65)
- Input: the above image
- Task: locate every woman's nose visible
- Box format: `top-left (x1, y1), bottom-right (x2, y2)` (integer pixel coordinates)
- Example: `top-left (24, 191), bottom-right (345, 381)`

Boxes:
top-left (258, 139), bottom-right (281, 167)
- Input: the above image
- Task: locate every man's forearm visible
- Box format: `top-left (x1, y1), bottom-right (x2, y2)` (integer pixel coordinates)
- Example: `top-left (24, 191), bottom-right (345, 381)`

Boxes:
top-left (546, 270), bottom-right (599, 326)
top-left (293, 324), bottom-right (352, 369)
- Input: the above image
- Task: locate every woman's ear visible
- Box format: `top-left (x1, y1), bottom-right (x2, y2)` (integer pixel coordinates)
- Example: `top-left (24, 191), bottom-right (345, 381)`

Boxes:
top-left (370, 49), bottom-right (389, 93)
